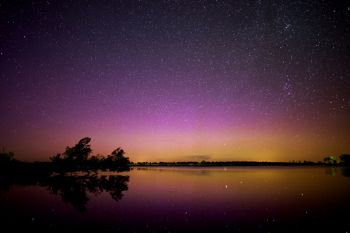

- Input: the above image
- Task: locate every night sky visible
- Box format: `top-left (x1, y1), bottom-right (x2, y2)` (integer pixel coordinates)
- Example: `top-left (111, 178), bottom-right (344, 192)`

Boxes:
top-left (1, 0), bottom-right (350, 162)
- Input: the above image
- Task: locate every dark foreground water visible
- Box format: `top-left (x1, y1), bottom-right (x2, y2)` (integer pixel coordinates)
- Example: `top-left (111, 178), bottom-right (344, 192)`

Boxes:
top-left (1, 167), bottom-right (350, 232)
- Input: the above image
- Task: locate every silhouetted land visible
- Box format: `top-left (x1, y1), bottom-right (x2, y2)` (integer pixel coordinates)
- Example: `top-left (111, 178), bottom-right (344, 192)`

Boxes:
top-left (1, 160), bottom-right (349, 177)
top-left (1, 160), bottom-right (348, 179)
top-left (133, 153), bottom-right (350, 167)
top-left (132, 159), bottom-right (350, 167)
top-left (0, 137), bottom-right (349, 174)
top-left (0, 137), bottom-right (131, 175)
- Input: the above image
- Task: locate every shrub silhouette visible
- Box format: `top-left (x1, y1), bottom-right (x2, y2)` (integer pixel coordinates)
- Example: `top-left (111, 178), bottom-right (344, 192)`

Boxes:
top-left (323, 156), bottom-right (337, 165)
top-left (0, 152), bottom-right (15, 163)
top-left (106, 148), bottom-right (130, 168)
top-left (340, 154), bottom-right (350, 165)
top-left (49, 153), bottom-right (62, 163)
top-left (63, 137), bottom-right (92, 163)
top-left (51, 137), bottom-right (130, 171)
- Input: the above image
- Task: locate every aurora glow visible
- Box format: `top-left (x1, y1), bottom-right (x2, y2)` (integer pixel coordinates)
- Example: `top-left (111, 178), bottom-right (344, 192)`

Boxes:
top-left (0, 0), bottom-right (349, 162)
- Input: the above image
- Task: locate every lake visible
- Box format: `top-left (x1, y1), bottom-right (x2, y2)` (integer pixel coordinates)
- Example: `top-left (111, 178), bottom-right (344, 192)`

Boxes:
top-left (1, 166), bottom-right (350, 232)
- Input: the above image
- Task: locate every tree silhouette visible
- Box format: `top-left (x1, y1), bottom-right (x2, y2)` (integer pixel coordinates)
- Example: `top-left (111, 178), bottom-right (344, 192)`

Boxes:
top-left (110, 148), bottom-right (129, 163)
top-left (105, 147), bottom-right (130, 170)
top-left (49, 153), bottom-right (62, 163)
top-left (339, 154), bottom-right (350, 165)
top-left (50, 137), bottom-right (131, 171)
top-left (323, 156), bottom-right (337, 165)
top-left (63, 137), bottom-right (92, 163)
top-left (0, 152), bottom-right (14, 163)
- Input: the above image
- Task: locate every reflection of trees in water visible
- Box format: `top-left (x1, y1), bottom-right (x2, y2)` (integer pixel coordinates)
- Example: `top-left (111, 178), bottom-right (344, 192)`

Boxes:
top-left (341, 167), bottom-right (350, 177)
top-left (324, 167), bottom-right (337, 176)
top-left (324, 167), bottom-right (350, 178)
top-left (46, 174), bottom-right (129, 212)
top-left (0, 173), bottom-right (129, 212)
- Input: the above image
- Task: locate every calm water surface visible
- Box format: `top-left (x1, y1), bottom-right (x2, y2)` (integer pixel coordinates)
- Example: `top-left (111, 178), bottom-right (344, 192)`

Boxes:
top-left (1, 167), bottom-right (350, 232)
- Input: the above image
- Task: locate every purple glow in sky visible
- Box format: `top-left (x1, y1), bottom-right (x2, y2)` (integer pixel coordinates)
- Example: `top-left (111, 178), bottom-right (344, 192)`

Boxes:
top-left (0, 0), bottom-right (350, 161)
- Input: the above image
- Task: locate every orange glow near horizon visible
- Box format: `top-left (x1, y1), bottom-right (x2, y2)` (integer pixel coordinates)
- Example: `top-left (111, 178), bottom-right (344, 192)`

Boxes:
top-left (8, 113), bottom-right (349, 162)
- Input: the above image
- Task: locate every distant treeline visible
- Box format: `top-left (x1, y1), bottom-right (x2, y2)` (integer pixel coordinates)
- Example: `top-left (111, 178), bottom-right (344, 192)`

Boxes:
top-left (133, 160), bottom-right (319, 167)
top-left (133, 155), bottom-right (350, 167)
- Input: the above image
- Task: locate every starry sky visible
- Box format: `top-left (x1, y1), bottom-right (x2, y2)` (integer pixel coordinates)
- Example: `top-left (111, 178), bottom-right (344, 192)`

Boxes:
top-left (1, 0), bottom-right (350, 162)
